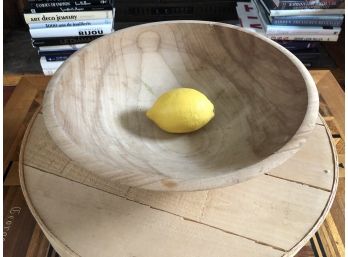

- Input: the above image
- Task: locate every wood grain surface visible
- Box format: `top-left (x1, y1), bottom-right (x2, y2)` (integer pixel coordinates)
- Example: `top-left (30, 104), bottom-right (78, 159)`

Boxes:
top-left (3, 72), bottom-right (343, 257)
top-left (3, 185), bottom-right (52, 257)
top-left (42, 21), bottom-right (319, 191)
top-left (19, 110), bottom-right (336, 256)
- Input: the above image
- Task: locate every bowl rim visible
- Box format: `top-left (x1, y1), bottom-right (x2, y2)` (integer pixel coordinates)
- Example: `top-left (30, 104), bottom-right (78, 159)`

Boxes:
top-left (42, 20), bottom-right (319, 191)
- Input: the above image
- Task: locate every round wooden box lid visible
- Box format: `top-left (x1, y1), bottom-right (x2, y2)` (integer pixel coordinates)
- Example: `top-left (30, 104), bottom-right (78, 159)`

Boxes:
top-left (20, 110), bottom-right (337, 257)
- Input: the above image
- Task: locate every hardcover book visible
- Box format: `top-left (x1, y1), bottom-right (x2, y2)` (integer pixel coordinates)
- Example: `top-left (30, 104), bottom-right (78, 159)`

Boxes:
top-left (39, 49), bottom-right (75, 61)
top-left (26, 5), bottom-right (111, 14)
top-left (39, 49), bottom-right (76, 56)
top-left (40, 57), bottom-right (64, 75)
top-left (236, 2), bottom-right (265, 34)
top-left (259, 0), bottom-right (344, 16)
top-left (40, 57), bottom-right (64, 68)
top-left (38, 43), bottom-right (87, 51)
top-left (24, 10), bottom-right (113, 23)
top-left (268, 34), bottom-right (339, 40)
top-left (270, 15), bottom-right (344, 26)
top-left (270, 0), bottom-right (338, 9)
top-left (29, 23), bottom-right (113, 38)
top-left (28, 0), bottom-right (109, 8)
top-left (44, 55), bottom-right (72, 61)
top-left (32, 35), bottom-right (102, 46)
top-left (275, 40), bottom-right (320, 50)
top-left (29, 19), bottom-right (112, 29)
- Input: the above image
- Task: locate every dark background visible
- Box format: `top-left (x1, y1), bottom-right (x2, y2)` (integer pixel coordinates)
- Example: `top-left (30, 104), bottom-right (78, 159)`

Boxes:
top-left (3, 0), bottom-right (344, 88)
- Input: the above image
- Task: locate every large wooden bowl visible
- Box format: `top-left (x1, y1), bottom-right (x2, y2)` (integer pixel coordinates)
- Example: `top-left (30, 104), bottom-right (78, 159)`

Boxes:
top-left (43, 21), bottom-right (319, 191)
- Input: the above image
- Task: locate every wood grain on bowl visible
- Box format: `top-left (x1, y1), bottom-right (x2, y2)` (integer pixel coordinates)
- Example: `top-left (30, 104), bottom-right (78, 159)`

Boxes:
top-left (42, 21), bottom-right (319, 191)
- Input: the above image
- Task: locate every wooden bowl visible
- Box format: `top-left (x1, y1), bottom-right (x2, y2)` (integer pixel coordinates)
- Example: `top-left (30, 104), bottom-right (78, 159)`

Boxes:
top-left (43, 21), bottom-right (319, 191)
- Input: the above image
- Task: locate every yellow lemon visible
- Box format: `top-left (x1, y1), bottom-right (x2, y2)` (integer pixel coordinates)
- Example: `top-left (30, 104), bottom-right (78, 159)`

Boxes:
top-left (146, 88), bottom-right (215, 133)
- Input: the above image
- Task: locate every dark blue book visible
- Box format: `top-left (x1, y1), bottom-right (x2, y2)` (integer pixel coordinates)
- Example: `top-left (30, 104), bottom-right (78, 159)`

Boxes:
top-left (276, 40), bottom-right (320, 50)
top-left (39, 49), bottom-right (76, 61)
top-left (45, 55), bottom-right (70, 61)
top-left (271, 15), bottom-right (344, 26)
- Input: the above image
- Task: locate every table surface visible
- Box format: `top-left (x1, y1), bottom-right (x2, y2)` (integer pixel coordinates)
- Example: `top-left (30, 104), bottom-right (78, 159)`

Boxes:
top-left (3, 71), bottom-right (345, 257)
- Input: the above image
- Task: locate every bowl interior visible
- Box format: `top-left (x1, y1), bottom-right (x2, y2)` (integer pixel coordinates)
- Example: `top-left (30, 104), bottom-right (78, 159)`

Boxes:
top-left (44, 22), bottom-right (313, 190)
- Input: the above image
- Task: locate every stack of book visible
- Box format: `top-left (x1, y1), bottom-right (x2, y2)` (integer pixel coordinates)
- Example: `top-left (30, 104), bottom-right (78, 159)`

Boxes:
top-left (254, 0), bottom-right (344, 41)
top-left (24, 0), bottom-right (114, 75)
top-left (236, 0), bottom-right (344, 67)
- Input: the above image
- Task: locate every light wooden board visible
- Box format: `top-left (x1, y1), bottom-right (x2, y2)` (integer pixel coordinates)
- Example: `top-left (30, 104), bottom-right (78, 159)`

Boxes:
top-left (310, 70), bottom-right (344, 140)
top-left (42, 21), bottom-right (319, 191)
top-left (267, 122), bottom-right (335, 191)
top-left (3, 76), bottom-right (50, 174)
top-left (19, 110), bottom-right (337, 257)
top-left (3, 186), bottom-right (51, 257)
top-left (3, 72), bottom-right (343, 257)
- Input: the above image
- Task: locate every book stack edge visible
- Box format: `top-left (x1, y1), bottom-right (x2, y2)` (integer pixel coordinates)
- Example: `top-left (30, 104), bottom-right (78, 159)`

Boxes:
top-left (236, 0), bottom-right (343, 67)
top-left (24, 0), bottom-right (115, 75)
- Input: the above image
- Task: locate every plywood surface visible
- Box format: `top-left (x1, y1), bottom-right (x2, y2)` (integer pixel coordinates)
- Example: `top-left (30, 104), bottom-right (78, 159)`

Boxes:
top-left (19, 106), bottom-right (337, 257)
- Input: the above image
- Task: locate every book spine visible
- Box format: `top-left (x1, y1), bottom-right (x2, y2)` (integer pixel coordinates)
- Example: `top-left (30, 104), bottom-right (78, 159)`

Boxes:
top-left (32, 35), bottom-right (102, 46)
top-left (276, 0), bottom-right (337, 9)
top-left (295, 52), bottom-right (320, 59)
top-left (29, 24), bottom-right (112, 38)
top-left (40, 57), bottom-right (64, 69)
top-left (27, 5), bottom-right (111, 13)
top-left (268, 34), bottom-right (339, 41)
top-left (43, 69), bottom-right (58, 75)
top-left (265, 26), bottom-right (341, 35)
top-left (29, 0), bottom-right (110, 2)
top-left (39, 44), bottom-right (86, 51)
top-left (271, 16), bottom-right (344, 26)
top-left (270, 8), bottom-right (345, 16)
top-left (276, 41), bottom-right (320, 50)
top-left (24, 10), bottom-right (113, 24)
top-left (28, 0), bottom-right (109, 7)
top-left (45, 55), bottom-right (71, 61)
top-left (236, 1), bottom-right (266, 34)
top-left (29, 19), bottom-right (112, 29)
top-left (258, 0), bottom-right (272, 12)
top-left (39, 50), bottom-right (76, 56)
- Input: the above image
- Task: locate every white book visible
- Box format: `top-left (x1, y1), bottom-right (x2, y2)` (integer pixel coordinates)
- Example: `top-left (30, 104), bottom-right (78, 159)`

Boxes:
top-left (236, 2), bottom-right (265, 35)
top-left (39, 44), bottom-right (87, 51)
top-left (269, 8), bottom-right (345, 16)
top-left (24, 10), bottom-right (113, 24)
top-left (40, 57), bottom-right (64, 70)
top-left (29, 19), bottom-right (112, 29)
top-left (43, 68), bottom-right (58, 75)
top-left (30, 24), bottom-right (113, 38)
top-left (264, 25), bottom-right (341, 35)
top-left (268, 34), bottom-right (339, 41)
